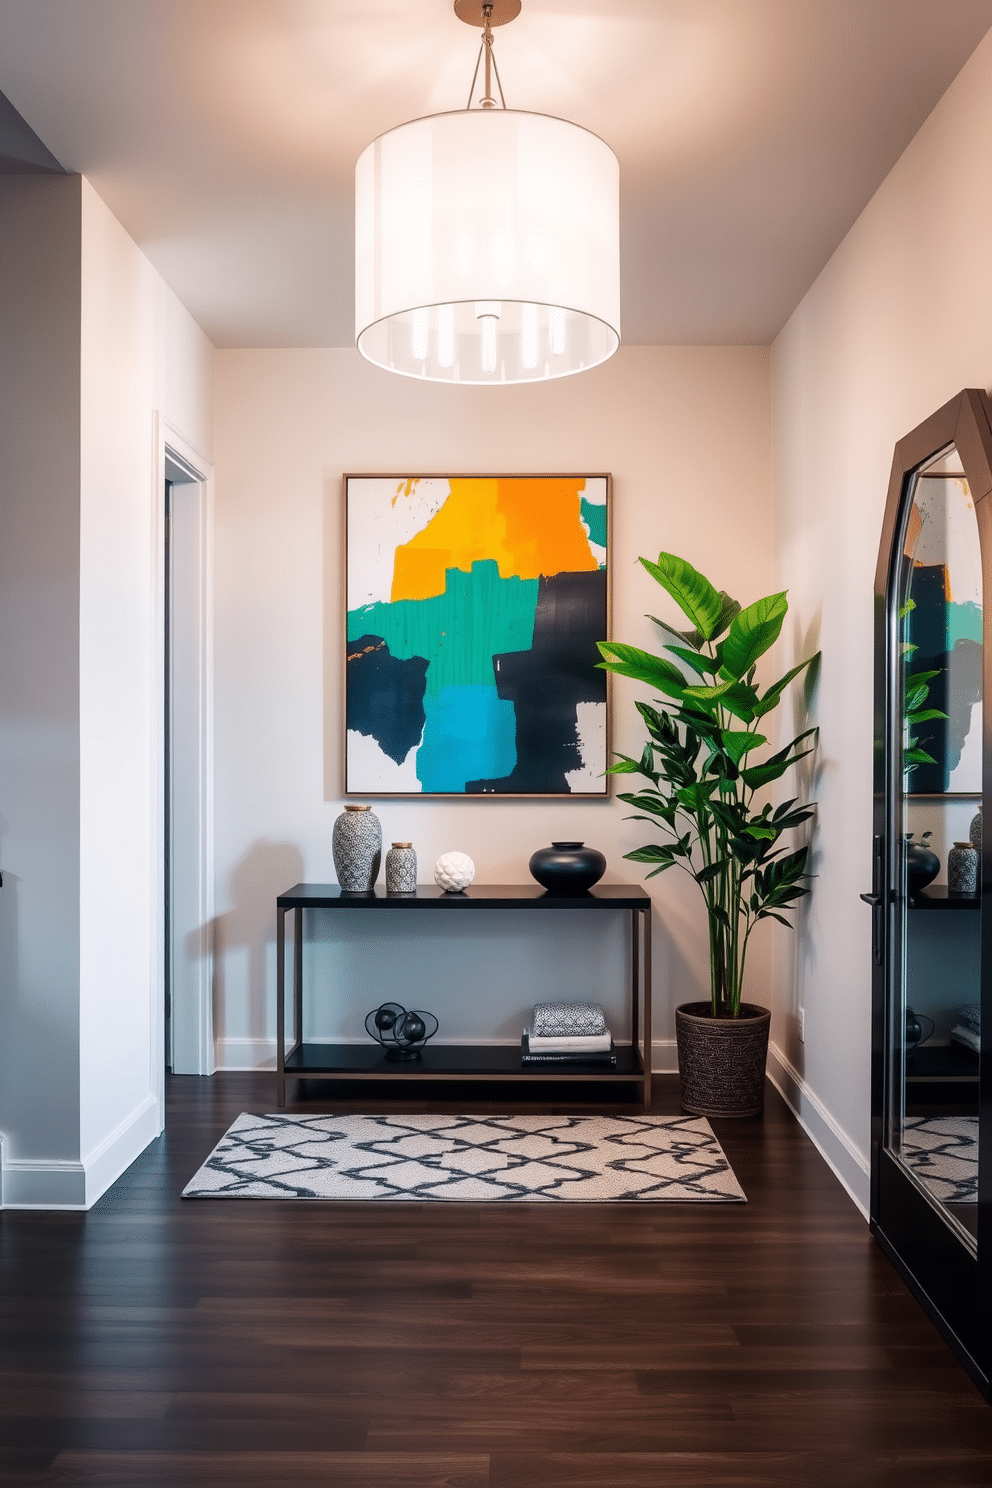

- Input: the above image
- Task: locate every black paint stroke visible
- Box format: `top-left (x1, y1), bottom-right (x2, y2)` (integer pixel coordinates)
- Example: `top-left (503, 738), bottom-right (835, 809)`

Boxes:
top-left (466, 568), bottom-right (607, 794)
top-left (347, 634), bottom-right (428, 766)
top-left (907, 565), bottom-right (982, 793)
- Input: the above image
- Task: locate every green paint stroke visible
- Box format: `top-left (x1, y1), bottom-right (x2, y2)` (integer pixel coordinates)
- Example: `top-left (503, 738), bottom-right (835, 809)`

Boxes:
top-left (947, 600), bottom-right (982, 648)
top-left (347, 559), bottom-right (539, 695)
top-left (580, 497), bottom-right (607, 552)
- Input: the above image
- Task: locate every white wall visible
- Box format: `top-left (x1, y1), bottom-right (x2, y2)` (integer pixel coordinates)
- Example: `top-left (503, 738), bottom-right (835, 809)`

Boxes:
top-left (0, 173), bottom-right (214, 1207)
top-left (770, 28), bottom-right (992, 1212)
top-left (78, 179), bottom-right (214, 1199)
top-left (212, 345), bottom-right (773, 1069)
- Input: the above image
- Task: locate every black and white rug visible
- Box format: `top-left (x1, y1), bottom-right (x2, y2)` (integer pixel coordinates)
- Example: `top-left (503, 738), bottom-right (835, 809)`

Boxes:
top-left (182, 1112), bottom-right (746, 1203)
top-left (902, 1115), bottom-right (978, 1204)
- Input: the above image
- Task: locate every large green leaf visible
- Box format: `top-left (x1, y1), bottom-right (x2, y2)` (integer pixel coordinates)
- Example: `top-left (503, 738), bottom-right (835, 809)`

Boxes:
top-left (720, 591), bottom-right (789, 680)
top-left (648, 614), bottom-right (704, 649)
top-left (711, 591), bottom-right (742, 639)
top-left (752, 654), bottom-right (818, 719)
top-left (640, 553), bottom-right (724, 640)
top-left (596, 643), bottom-right (688, 701)
top-left (739, 727), bottom-right (817, 790)
top-left (665, 644), bottom-right (720, 676)
top-left (605, 756), bottom-right (642, 775)
top-left (677, 782), bottom-right (716, 810)
top-left (721, 730), bottom-right (767, 766)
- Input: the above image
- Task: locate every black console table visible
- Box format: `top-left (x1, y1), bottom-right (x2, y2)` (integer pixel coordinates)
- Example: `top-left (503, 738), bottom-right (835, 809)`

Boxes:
top-left (275, 882), bottom-right (653, 1109)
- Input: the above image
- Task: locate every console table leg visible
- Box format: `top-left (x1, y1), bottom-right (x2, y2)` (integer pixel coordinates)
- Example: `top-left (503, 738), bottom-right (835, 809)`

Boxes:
top-left (276, 906), bottom-right (286, 1107)
top-left (641, 904), bottom-right (652, 1110)
top-left (293, 905), bottom-right (303, 1051)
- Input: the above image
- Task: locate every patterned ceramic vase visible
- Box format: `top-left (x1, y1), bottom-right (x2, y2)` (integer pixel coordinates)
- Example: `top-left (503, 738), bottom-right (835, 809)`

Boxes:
top-left (332, 804), bottom-right (382, 892)
top-left (947, 840), bottom-right (979, 896)
top-left (385, 842), bottom-right (417, 894)
top-left (970, 806), bottom-right (982, 855)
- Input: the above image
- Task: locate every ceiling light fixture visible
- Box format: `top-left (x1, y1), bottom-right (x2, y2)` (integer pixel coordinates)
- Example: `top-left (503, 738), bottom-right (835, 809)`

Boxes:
top-left (355, 0), bottom-right (620, 385)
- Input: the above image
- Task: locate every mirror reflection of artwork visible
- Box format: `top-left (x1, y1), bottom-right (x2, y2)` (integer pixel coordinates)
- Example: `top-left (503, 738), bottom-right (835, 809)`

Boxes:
top-left (904, 476), bottom-right (983, 794)
top-left (344, 475), bottom-right (610, 796)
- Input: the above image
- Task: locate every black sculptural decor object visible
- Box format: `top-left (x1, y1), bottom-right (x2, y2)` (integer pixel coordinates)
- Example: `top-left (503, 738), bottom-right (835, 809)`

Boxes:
top-left (529, 841), bottom-right (607, 895)
top-left (365, 1002), bottom-right (439, 1061)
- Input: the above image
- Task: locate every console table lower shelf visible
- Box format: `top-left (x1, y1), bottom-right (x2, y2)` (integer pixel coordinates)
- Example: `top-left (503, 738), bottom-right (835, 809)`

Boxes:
top-left (275, 881), bottom-right (653, 1109)
top-left (282, 1041), bottom-right (646, 1087)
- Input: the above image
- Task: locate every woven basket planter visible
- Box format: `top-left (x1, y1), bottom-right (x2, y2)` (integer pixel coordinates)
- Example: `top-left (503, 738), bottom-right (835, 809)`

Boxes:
top-left (675, 1002), bottom-right (771, 1119)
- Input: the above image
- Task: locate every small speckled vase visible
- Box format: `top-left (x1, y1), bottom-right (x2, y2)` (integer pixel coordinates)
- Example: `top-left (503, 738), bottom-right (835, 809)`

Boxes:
top-left (948, 840), bottom-right (979, 897)
top-left (386, 842), bottom-right (417, 894)
top-left (332, 804), bottom-right (382, 892)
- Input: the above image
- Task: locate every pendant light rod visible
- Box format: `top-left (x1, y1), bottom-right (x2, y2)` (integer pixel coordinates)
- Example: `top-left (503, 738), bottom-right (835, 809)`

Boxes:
top-left (466, 3), bottom-right (507, 110)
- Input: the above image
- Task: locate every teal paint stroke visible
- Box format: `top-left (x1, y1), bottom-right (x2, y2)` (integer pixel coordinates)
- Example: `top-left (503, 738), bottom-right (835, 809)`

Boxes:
top-left (347, 558), bottom-right (538, 793)
top-left (417, 684), bottom-right (517, 792)
top-left (347, 559), bottom-right (539, 696)
top-left (580, 497), bottom-right (607, 553)
top-left (947, 600), bottom-right (982, 648)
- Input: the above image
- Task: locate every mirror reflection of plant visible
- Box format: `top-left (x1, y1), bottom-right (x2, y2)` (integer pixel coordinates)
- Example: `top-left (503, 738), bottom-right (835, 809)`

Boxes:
top-left (597, 553), bottom-right (820, 1020)
top-left (899, 597), bottom-right (947, 777)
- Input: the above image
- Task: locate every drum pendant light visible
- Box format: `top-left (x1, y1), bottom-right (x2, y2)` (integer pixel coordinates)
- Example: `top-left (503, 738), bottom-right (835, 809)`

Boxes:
top-left (355, 0), bottom-right (620, 385)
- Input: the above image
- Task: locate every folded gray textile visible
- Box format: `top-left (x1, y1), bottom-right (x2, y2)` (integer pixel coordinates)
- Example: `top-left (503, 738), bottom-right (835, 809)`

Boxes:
top-left (524, 1026), bottom-right (613, 1054)
top-left (951, 1023), bottom-right (980, 1054)
top-left (956, 1004), bottom-right (981, 1032)
top-left (533, 1001), bottom-right (607, 1037)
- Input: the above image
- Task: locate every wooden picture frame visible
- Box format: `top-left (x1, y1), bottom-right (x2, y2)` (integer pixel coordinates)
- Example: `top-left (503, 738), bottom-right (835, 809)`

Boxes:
top-left (343, 473), bottom-right (611, 797)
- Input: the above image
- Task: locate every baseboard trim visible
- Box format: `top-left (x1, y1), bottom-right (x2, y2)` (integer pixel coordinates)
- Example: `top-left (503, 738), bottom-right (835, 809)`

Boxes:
top-left (215, 1037), bottom-right (277, 1070)
top-left (2, 1094), bottom-right (161, 1211)
top-left (82, 1093), bottom-right (161, 1208)
top-left (766, 1041), bottom-right (870, 1219)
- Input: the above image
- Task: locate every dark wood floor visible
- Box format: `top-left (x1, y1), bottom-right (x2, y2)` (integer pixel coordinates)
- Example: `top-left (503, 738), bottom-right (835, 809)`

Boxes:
top-left (1, 1072), bottom-right (989, 1487)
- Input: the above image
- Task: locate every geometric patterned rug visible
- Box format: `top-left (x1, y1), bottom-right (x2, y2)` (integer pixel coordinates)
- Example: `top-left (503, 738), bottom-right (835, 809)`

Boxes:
top-left (182, 1112), bottom-right (746, 1202)
top-left (901, 1115), bottom-right (978, 1204)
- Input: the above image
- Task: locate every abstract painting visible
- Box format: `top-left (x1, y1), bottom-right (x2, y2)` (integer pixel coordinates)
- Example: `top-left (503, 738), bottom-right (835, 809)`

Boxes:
top-left (345, 475), bottom-right (610, 796)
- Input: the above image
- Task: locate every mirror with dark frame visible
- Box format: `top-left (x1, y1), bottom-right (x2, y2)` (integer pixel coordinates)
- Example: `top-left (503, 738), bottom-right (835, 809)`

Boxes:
top-left (870, 387), bottom-right (992, 1399)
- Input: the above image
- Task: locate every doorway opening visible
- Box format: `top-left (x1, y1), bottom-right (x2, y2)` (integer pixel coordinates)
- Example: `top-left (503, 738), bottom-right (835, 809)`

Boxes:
top-left (159, 427), bottom-right (214, 1103)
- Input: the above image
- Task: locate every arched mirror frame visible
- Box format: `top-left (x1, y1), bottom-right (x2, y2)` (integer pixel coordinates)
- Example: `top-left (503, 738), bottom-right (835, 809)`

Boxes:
top-left (871, 387), bottom-right (992, 1397)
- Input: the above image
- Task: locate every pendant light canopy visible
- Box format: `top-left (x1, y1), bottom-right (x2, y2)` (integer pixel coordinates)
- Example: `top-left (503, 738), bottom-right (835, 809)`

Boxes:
top-left (355, 2), bottom-right (620, 385)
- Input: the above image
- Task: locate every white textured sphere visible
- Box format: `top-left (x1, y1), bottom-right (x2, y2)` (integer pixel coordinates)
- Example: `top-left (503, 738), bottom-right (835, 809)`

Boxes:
top-left (434, 852), bottom-right (476, 892)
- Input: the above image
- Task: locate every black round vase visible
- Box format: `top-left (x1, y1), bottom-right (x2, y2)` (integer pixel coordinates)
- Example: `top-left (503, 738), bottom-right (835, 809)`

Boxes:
top-left (906, 843), bottom-right (940, 897)
top-left (528, 841), bottom-right (606, 895)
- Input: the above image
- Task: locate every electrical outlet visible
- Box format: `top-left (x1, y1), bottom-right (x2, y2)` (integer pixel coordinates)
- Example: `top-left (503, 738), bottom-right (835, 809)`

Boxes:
top-left (798, 1007), bottom-right (805, 1043)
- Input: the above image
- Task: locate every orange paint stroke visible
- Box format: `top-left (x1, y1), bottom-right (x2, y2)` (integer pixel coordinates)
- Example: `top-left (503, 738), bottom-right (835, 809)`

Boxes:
top-left (391, 477), bottom-right (596, 602)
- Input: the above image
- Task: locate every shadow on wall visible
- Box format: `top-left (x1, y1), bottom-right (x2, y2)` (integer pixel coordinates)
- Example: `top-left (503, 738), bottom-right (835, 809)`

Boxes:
top-left (788, 605), bottom-right (824, 1077)
top-left (213, 840), bottom-right (305, 1050)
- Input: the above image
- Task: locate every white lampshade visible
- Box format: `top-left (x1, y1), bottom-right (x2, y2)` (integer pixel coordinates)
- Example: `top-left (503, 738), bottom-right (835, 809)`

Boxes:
top-left (355, 108), bottom-right (620, 384)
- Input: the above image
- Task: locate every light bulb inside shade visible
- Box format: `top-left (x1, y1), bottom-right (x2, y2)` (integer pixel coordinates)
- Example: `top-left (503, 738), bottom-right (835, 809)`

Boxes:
top-left (480, 315), bottom-right (498, 374)
top-left (521, 303), bottom-right (538, 370)
top-left (411, 307), bottom-right (429, 363)
top-left (437, 304), bottom-right (454, 368)
top-left (550, 305), bottom-right (566, 357)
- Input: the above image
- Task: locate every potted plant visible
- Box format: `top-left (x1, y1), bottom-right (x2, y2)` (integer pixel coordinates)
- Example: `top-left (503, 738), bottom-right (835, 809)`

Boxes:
top-left (597, 552), bottom-right (820, 1118)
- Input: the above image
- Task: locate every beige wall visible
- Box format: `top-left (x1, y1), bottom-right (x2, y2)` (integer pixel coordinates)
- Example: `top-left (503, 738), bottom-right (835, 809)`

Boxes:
top-left (212, 344), bottom-right (773, 1067)
top-left (771, 27), bottom-right (992, 1211)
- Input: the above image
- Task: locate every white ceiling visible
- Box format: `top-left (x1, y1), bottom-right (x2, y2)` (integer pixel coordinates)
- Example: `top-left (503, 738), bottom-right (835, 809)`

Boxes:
top-left (1, 0), bottom-right (990, 348)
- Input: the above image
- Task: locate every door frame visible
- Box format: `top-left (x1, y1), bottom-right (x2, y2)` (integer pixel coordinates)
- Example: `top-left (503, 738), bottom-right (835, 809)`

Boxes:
top-left (151, 413), bottom-right (215, 1108)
